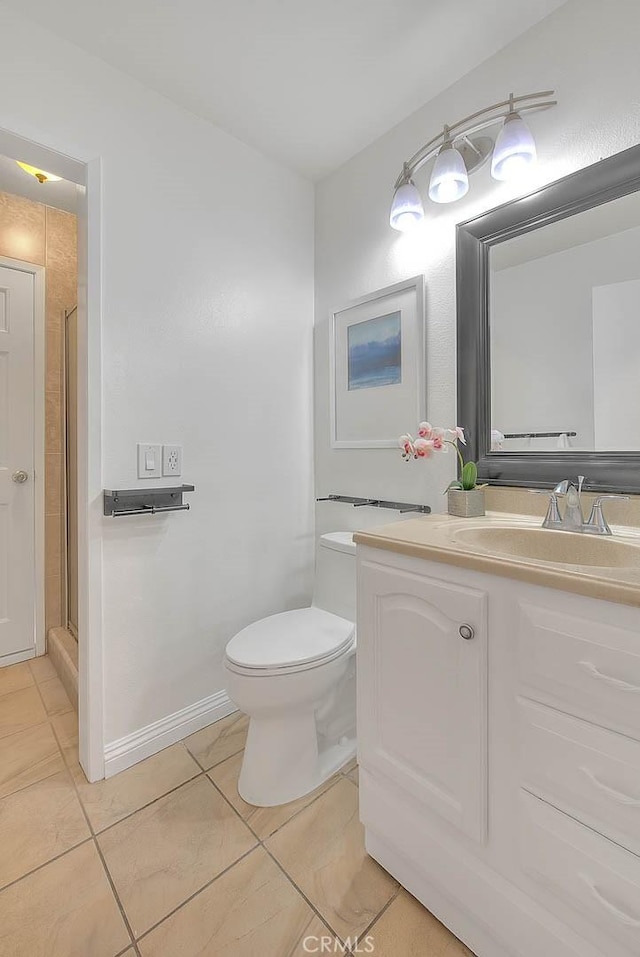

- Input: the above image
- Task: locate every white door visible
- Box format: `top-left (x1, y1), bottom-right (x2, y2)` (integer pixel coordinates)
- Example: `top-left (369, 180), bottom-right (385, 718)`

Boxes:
top-left (358, 555), bottom-right (488, 843)
top-left (0, 264), bottom-right (36, 660)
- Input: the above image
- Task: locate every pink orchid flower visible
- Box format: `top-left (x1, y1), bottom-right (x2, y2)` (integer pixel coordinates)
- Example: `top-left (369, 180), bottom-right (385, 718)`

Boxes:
top-left (399, 433), bottom-right (415, 459)
top-left (413, 437), bottom-right (434, 457)
top-left (451, 426), bottom-right (466, 445)
top-left (417, 422), bottom-right (433, 438)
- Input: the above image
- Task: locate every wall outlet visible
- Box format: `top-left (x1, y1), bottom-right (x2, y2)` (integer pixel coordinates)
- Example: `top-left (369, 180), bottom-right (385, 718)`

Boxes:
top-left (137, 443), bottom-right (162, 478)
top-left (162, 444), bottom-right (182, 477)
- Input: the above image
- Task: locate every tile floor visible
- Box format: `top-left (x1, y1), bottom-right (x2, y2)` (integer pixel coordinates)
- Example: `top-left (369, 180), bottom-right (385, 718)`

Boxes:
top-left (0, 655), bottom-right (475, 957)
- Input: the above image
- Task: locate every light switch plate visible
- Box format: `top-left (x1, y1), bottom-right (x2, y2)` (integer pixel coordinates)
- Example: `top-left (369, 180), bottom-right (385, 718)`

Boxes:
top-left (137, 443), bottom-right (162, 479)
top-left (162, 444), bottom-right (182, 477)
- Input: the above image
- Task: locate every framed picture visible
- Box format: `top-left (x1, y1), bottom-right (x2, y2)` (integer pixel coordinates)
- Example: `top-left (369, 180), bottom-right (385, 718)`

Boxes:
top-left (330, 275), bottom-right (425, 448)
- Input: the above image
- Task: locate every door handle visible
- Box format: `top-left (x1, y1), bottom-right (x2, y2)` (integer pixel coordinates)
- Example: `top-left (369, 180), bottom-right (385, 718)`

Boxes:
top-left (12, 470), bottom-right (29, 484)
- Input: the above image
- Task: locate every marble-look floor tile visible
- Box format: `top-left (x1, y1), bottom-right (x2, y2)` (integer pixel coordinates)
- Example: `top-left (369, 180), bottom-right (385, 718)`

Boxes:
top-left (0, 721), bottom-right (65, 798)
top-left (98, 775), bottom-right (257, 936)
top-left (209, 751), bottom-right (340, 839)
top-left (0, 769), bottom-right (90, 888)
top-left (71, 743), bottom-right (201, 832)
top-left (51, 710), bottom-right (78, 754)
top-left (266, 777), bottom-right (397, 941)
top-left (184, 711), bottom-right (249, 769)
top-left (0, 686), bottom-right (47, 739)
top-left (138, 846), bottom-right (330, 957)
top-left (28, 654), bottom-right (57, 684)
top-left (0, 661), bottom-right (34, 697)
top-left (367, 889), bottom-right (475, 955)
top-left (38, 674), bottom-right (73, 716)
top-left (0, 841), bottom-right (131, 957)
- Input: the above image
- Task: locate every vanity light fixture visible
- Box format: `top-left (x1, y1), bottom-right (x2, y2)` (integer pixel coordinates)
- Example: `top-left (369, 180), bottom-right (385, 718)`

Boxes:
top-left (491, 97), bottom-right (537, 181)
top-left (389, 165), bottom-right (425, 231)
top-left (16, 161), bottom-right (62, 184)
top-left (428, 128), bottom-right (469, 204)
top-left (389, 90), bottom-right (556, 231)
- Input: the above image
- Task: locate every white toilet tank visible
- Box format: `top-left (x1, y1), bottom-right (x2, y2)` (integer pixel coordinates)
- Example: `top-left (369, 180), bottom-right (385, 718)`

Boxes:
top-left (312, 532), bottom-right (356, 622)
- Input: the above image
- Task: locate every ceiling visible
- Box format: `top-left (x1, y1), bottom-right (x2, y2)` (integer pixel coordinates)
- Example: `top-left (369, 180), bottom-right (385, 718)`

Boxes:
top-left (0, 155), bottom-right (78, 213)
top-left (5, 0), bottom-right (568, 180)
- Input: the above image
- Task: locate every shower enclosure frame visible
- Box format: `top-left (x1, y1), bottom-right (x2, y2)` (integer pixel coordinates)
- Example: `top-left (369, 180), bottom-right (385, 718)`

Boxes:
top-left (63, 304), bottom-right (78, 640)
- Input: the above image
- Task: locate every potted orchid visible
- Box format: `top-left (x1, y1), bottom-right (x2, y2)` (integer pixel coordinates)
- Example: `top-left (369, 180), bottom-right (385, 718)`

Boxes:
top-left (399, 423), bottom-right (486, 518)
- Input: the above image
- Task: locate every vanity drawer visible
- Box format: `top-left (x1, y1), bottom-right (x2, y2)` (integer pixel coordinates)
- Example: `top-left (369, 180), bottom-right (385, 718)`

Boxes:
top-left (519, 791), bottom-right (640, 954)
top-left (519, 698), bottom-right (640, 855)
top-left (518, 601), bottom-right (640, 740)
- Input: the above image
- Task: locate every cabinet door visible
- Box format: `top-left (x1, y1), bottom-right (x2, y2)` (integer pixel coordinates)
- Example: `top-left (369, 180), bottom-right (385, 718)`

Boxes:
top-left (358, 557), bottom-right (488, 843)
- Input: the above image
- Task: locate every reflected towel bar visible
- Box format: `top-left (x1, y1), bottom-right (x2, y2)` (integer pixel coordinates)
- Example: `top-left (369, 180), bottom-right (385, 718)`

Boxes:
top-left (503, 431), bottom-right (577, 439)
top-left (317, 494), bottom-right (431, 515)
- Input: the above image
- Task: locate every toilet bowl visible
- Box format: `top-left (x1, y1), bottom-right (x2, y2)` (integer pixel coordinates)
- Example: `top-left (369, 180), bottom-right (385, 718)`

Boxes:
top-left (224, 532), bottom-right (357, 807)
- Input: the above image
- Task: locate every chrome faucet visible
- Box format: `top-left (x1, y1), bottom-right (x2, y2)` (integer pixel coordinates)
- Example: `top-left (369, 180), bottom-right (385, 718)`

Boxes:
top-left (533, 476), bottom-right (630, 535)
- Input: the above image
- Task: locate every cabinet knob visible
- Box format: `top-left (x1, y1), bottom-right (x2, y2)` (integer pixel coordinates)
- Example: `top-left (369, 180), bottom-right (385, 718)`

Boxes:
top-left (459, 624), bottom-right (475, 641)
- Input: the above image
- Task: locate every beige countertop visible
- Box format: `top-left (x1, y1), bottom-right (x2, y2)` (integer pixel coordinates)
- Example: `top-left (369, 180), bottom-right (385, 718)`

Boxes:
top-left (354, 511), bottom-right (640, 607)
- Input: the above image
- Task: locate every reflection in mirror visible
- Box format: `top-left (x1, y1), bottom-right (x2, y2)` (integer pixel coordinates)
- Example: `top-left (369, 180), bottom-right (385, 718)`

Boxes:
top-left (490, 191), bottom-right (640, 453)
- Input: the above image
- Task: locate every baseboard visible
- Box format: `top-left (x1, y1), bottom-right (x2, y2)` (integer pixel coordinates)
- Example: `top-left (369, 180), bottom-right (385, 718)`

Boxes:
top-left (103, 689), bottom-right (237, 778)
top-left (1, 648), bottom-right (35, 667)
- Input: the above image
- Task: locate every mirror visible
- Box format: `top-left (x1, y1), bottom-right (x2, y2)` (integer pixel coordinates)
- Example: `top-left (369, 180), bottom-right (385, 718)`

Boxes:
top-left (457, 143), bottom-right (640, 491)
top-left (490, 192), bottom-right (640, 453)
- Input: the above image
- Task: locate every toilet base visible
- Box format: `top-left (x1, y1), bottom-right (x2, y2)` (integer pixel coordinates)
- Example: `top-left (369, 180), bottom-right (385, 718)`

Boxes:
top-left (238, 710), bottom-right (356, 807)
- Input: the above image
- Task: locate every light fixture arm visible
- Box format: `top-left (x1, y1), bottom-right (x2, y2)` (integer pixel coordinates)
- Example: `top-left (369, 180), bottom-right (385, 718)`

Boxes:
top-left (393, 90), bottom-right (556, 190)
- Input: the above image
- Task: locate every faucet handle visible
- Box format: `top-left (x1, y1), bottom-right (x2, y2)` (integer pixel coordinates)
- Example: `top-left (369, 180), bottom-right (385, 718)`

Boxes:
top-left (592, 494), bottom-right (631, 506)
top-left (528, 488), bottom-right (562, 527)
top-left (586, 495), bottom-right (631, 535)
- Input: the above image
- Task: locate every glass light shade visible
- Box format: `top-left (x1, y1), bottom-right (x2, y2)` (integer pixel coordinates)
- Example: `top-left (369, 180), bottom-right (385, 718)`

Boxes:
top-left (16, 161), bottom-right (62, 183)
top-left (389, 181), bottom-right (425, 231)
top-left (428, 145), bottom-right (469, 204)
top-left (491, 113), bottom-right (537, 181)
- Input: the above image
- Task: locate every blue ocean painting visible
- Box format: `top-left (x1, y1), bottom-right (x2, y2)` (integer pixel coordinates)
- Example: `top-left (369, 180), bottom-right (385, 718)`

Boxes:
top-left (347, 311), bottom-right (402, 391)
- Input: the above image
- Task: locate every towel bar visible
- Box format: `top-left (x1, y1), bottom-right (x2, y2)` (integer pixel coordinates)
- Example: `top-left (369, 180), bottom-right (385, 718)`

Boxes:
top-left (317, 494), bottom-right (431, 515)
top-left (104, 485), bottom-right (195, 517)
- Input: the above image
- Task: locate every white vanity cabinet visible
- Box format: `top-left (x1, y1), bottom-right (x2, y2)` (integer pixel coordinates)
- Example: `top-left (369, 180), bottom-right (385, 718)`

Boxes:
top-left (357, 555), bottom-right (488, 844)
top-left (357, 543), bottom-right (640, 957)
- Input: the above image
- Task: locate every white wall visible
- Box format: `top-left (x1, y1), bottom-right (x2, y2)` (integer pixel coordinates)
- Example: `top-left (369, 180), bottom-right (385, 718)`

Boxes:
top-left (315, 0), bottom-right (640, 536)
top-left (491, 224), bottom-right (640, 451)
top-left (593, 278), bottom-right (640, 450)
top-left (0, 4), bottom-right (315, 749)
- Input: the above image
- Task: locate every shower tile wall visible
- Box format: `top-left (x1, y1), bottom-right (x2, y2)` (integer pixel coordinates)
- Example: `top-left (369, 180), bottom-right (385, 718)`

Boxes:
top-left (0, 190), bottom-right (77, 634)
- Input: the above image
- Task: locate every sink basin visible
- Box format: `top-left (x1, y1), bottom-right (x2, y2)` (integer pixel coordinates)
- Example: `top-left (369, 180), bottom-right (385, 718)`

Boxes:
top-left (452, 525), bottom-right (640, 569)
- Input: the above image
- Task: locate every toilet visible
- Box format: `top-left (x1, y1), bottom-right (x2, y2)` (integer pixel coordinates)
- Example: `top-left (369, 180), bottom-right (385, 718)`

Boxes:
top-left (224, 531), bottom-right (356, 807)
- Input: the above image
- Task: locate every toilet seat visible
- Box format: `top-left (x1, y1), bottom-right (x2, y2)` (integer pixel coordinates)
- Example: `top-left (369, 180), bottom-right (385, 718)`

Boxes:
top-left (225, 607), bottom-right (355, 677)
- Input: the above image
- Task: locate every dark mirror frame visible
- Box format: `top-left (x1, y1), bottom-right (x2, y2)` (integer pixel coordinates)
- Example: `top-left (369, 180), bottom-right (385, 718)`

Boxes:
top-left (457, 143), bottom-right (640, 493)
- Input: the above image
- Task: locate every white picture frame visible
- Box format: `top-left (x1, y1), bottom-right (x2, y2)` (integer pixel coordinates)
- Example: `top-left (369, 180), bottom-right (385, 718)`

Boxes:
top-left (330, 275), bottom-right (425, 448)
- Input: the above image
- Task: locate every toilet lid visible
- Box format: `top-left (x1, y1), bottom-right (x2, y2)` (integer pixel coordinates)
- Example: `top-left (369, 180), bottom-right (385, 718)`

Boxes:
top-left (225, 607), bottom-right (355, 672)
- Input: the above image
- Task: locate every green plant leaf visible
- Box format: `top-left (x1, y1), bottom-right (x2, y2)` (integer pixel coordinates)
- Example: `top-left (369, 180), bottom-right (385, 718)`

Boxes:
top-left (444, 480), bottom-right (463, 492)
top-left (461, 461), bottom-right (478, 491)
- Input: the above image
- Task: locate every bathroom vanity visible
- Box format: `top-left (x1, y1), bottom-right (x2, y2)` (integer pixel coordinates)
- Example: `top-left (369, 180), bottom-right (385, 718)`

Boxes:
top-left (355, 513), bottom-right (640, 957)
